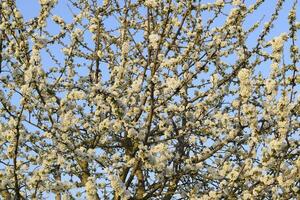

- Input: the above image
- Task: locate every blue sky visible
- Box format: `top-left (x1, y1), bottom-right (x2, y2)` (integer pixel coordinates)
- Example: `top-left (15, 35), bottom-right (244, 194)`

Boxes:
top-left (15, 0), bottom-right (300, 80)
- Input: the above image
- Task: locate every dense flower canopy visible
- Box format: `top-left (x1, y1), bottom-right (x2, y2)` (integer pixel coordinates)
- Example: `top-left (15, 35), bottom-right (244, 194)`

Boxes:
top-left (0, 0), bottom-right (299, 199)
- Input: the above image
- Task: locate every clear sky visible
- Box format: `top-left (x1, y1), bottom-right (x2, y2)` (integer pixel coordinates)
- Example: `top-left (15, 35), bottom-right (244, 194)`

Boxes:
top-left (16, 0), bottom-right (300, 79)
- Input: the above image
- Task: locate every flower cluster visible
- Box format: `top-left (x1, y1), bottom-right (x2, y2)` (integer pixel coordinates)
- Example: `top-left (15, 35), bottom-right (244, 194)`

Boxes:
top-left (148, 33), bottom-right (160, 49)
top-left (269, 33), bottom-right (288, 62)
top-left (238, 68), bottom-right (251, 100)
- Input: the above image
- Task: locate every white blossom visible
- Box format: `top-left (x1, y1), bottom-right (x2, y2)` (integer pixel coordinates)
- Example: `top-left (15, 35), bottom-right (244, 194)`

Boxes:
top-left (144, 0), bottom-right (160, 8)
top-left (149, 33), bottom-right (160, 48)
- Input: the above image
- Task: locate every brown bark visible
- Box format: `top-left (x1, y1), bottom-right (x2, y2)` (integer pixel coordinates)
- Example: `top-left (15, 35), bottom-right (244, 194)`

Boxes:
top-left (78, 159), bottom-right (100, 200)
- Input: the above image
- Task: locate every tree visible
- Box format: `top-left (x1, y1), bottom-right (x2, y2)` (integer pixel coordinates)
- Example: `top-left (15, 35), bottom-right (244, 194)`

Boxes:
top-left (0, 0), bottom-right (299, 199)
